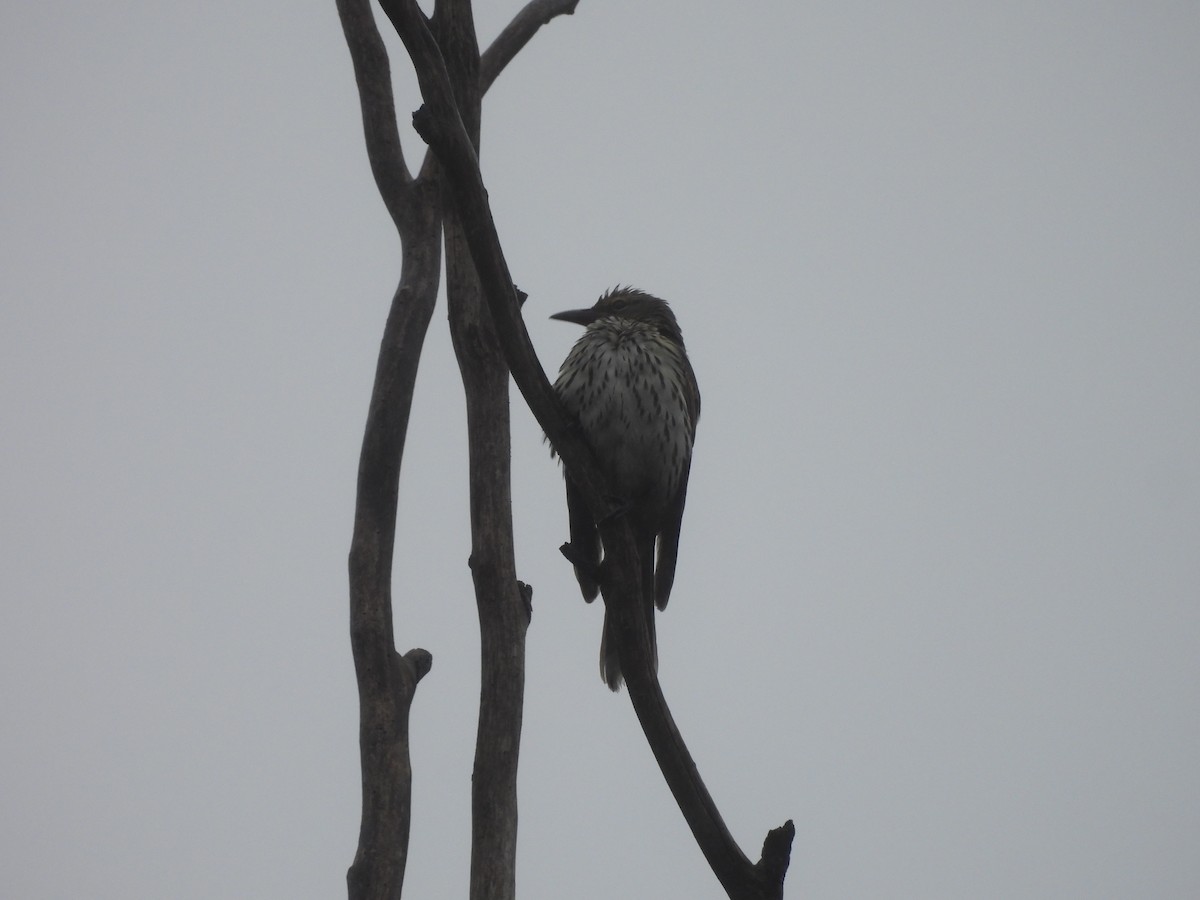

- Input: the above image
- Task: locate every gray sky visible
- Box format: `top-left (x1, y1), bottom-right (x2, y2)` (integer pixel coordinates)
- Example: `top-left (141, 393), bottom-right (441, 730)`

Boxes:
top-left (3, 2), bottom-right (1198, 898)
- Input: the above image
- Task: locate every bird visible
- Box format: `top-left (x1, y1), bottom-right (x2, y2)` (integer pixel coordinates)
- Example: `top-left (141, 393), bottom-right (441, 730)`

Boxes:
top-left (551, 287), bottom-right (700, 690)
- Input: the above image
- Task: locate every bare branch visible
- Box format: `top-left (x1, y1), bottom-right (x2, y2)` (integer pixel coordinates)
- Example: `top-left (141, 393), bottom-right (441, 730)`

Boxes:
top-left (437, 10), bottom-right (530, 900)
top-left (378, 1), bottom-right (599, 479)
top-left (339, 4), bottom-right (446, 898)
top-left (619, 653), bottom-right (794, 899)
top-left (380, 2), bottom-right (794, 896)
top-left (480, 0), bottom-right (581, 94)
top-left (345, 240), bottom-right (442, 900)
top-left (392, 4), bottom-right (531, 899)
top-left (336, 0), bottom-right (420, 229)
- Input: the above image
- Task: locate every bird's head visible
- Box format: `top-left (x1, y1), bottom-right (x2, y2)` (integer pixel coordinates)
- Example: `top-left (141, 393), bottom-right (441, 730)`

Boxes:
top-left (550, 287), bottom-right (684, 344)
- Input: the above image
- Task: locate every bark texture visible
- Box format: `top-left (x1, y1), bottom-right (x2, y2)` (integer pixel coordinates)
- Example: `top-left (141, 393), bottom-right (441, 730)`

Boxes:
top-left (339, 2), bottom-right (576, 898)
top-left (381, 2), bottom-right (795, 896)
top-left (341, 0), bottom-right (792, 896)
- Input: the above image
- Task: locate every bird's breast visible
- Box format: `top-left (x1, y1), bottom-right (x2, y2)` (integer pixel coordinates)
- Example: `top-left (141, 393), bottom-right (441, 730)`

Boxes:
top-left (554, 326), bottom-right (695, 512)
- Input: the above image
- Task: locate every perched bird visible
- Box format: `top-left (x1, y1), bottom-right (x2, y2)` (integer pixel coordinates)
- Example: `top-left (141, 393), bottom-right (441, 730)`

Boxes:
top-left (551, 287), bottom-right (700, 690)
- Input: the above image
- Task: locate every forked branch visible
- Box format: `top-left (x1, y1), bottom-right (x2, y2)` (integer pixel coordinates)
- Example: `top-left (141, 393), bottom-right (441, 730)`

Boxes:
top-left (338, 1), bottom-right (442, 898)
top-left (339, 1), bottom-right (585, 898)
top-left (378, 2), bottom-right (794, 896)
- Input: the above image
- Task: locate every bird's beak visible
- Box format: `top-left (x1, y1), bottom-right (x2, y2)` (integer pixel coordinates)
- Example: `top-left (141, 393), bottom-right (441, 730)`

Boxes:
top-left (550, 307), bottom-right (599, 326)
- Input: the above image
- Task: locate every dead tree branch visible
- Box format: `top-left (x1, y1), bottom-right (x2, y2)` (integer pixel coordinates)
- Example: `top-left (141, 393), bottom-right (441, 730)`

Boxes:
top-left (339, 1), bottom-right (580, 898)
top-left (430, 3), bottom-right (529, 899)
top-left (378, 1), bottom-right (795, 897)
top-left (338, 1), bottom-right (441, 898)
top-left (480, 0), bottom-right (580, 94)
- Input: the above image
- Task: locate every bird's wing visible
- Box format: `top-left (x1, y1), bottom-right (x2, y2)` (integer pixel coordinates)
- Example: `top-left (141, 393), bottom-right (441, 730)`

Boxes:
top-left (656, 350), bottom-right (699, 611)
top-left (566, 476), bottom-right (601, 601)
top-left (654, 465), bottom-right (690, 611)
top-left (682, 352), bottom-right (701, 427)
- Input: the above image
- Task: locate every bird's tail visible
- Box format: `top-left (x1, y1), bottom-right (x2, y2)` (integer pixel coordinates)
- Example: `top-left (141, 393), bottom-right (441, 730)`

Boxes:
top-left (599, 534), bottom-right (658, 691)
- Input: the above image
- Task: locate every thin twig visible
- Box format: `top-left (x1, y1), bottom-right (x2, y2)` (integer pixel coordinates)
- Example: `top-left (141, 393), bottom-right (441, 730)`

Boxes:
top-left (337, 0), bottom-right (414, 228)
top-left (480, 0), bottom-right (581, 94)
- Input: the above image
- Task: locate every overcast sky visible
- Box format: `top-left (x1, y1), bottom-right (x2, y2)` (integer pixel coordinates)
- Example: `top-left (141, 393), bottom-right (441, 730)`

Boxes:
top-left (3, 2), bottom-right (1198, 898)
